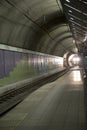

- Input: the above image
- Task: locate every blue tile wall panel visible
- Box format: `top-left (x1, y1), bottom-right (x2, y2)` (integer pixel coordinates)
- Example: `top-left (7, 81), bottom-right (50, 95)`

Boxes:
top-left (0, 50), bottom-right (5, 78)
top-left (14, 52), bottom-right (22, 65)
top-left (4, 50), bottom-right (15, 77)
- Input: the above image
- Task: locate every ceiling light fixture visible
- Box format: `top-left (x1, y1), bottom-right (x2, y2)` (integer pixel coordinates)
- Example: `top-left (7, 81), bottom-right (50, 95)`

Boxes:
top-left (69, 10), bottom-right (72, 13)
top-left (66, 0), bottom-right (70, 2)
top-left (70, 18), bottom-right (74, 20)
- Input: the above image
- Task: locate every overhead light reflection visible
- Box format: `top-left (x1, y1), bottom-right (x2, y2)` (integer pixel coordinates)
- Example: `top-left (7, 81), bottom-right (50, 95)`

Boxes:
top-left (66, 0), bottom-right (70, 2)
top-left (70, 17), bottom-right (74, 20)
top-left (69, 10), bottom-right (72, 13)
top-left (73, 71), bottom-right (81, 81)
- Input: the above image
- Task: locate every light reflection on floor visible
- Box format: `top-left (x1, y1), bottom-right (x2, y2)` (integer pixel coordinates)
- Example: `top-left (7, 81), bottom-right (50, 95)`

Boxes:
top-left (70, 67), bottom-right (82, 83)
top-left (69, 69), bottom-right (83, 91)
top-left (73, 70), bottom-right (81, 82)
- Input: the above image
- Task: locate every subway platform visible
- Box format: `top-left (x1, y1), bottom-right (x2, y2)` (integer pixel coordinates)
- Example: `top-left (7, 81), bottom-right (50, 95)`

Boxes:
top-left (0, 68), bottom-right (87, 130)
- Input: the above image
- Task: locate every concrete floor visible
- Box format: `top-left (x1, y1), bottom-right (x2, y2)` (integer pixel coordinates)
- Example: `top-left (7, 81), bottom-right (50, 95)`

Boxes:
top-left (0, 68), bottom-right (87, 130)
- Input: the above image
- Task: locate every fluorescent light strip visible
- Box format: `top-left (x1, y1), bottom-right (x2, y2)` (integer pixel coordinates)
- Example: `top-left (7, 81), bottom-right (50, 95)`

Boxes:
top-left (69, 19), bottom-right (87, 29)
top-left (68, 13), bottom-right (87, 24)
top-left (64, 4), bottom-right (82, 13)
top-left (70, 17), bottom-right (74, 20)
top-left (68, 13), bottom-right (87, 27)
top-left (83, 1), bottom-right (87, 4)
top-left (66, 0), bottom-right (70, 2)
top-left (70, 23), bottom-right (87, 34)
top-left (72, 26), bottom-right (87, 33)
top-left (69, 10), bottom-right (72, 13)
top-left (83, 13), bottom-right (87, 16)
top-left (79, 0), bottom-right (87, 5)
top-left (65, 3), bottom-right (87, 17)
top-left (71, 25), bottom-right (87, 32)
top-left (68, 13), bottom-right (82, 21)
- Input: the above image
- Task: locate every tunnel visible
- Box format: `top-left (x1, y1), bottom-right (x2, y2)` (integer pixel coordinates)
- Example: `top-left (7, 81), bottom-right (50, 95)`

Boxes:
top-left (0, 0), bottom-right (87, 130)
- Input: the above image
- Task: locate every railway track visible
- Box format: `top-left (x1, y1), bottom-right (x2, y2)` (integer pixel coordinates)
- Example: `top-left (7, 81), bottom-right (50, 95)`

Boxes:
top-left (0, 69), bottom-right (68, 116)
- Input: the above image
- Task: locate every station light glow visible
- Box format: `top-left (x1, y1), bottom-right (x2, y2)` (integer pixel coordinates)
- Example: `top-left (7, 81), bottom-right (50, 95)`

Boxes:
top-left (68, 54), bottom-right (81, 67)
top-left (72, 57), bottom-right (80, 63)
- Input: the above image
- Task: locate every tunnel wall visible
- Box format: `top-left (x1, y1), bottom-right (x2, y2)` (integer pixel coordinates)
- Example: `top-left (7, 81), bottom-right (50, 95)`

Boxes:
top-left (0, 44), bottom-right (64, 88)
top-left (0, 6), bottom-right (75, 56)
top-left (0, 15), bottom-right (61, 55)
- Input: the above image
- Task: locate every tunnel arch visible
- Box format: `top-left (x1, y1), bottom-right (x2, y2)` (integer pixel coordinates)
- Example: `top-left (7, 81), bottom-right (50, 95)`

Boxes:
top-left (0, 0), bottom-right (77, 56)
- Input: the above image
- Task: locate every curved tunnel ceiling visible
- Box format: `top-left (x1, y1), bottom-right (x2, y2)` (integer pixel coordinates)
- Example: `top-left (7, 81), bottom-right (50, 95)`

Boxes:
top-left (0, 0), bottom-right (77, 56)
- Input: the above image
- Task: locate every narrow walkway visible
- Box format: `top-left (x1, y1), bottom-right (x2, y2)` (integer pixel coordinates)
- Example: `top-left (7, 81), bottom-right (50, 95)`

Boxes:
top-left (0, 68), bottom-right (86, 130)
